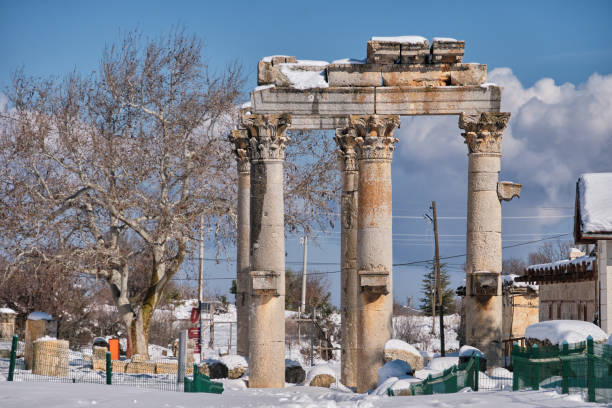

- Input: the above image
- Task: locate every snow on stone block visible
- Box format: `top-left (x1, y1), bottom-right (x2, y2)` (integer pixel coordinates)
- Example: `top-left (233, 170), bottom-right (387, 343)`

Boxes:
top-left (220, 355), bottom-right (247, 379)
top-left (331, 58), bottom-right (366, 65)
top-left (0, 307), bottom-right (16, 314)
top-left (383, 339), bottom-right (424, 371)
top-left (578, 172), bottom-right (612, 235)
top-left (27, 311), bottom-right (53, 321)
top-left (278, 63), bottom-right (328, 90)
top-left (371, 36), bottom-right (428, 44)
top-left (459, 345), bottom-right (485, 358)
top-left (305, 364), bottom-right (336, 388)
top-left (377, 359), bottom-right (412, 387)
top-left (425, 356), bottom-right (459, 372)
top-left (525, 320), bottom-right (607, 346)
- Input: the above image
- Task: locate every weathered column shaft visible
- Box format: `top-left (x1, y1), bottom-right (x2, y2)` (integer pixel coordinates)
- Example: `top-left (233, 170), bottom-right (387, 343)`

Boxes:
top-left (335, 128), bottom-right (359, 389)
top-left (229, 130), bottom-right (251, 358)
top-left (243, 114), bottom-right (290, 388)
top-left (352, 115), bottom-right (399, 393)
top-left (459, 112), bottom-right (510, 367)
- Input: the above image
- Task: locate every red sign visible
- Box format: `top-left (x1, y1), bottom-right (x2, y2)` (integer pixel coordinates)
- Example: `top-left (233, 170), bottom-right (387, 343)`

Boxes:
top-left (190, 307), bottom-right (200, 324)
top-left (188, 327), bottom-right (200, 339)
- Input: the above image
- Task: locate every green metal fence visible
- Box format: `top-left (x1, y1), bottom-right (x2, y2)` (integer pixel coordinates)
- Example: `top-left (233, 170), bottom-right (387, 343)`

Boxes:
top-left (512, 336), bottom-right (612, 403)
top-left (407, 356), bottom-right (482, 395)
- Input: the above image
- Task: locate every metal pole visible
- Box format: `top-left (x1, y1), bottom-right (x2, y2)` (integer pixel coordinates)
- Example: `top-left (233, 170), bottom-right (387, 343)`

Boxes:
top-left (432, 201), bottom-right (445, 356)
top-left (310, 307), bottom-right (316, 367)
top-left (209, 302), bottom-right (215, 349)
top-left (178, 330), bottom-right (187, 384)
top-left (198, 215), bottom-right (204, 360)
top-left (300, 236), bottom-right (308, 315)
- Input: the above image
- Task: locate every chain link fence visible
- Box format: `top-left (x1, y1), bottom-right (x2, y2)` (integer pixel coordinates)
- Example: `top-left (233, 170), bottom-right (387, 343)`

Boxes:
top-left (3, 335), bottom-right (185, 391)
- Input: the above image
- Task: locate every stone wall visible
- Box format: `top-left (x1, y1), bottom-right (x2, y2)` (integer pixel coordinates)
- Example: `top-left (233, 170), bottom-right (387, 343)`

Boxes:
top-left (502, 289), bottom-right (538, 339)
top-left (539, 280), bottom-right (596, 322)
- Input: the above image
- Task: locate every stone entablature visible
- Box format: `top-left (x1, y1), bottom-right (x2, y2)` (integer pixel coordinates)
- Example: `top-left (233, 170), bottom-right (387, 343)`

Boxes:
top-left (250, 37), bottom-right (500, 130)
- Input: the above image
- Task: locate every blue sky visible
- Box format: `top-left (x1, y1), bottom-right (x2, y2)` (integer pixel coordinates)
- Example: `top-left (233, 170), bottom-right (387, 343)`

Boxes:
top-left (2, 0), bottom-right (612, 307)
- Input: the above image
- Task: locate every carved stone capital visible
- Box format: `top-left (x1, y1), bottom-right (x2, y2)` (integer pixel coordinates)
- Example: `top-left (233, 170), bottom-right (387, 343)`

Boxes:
top-left (334, 127), bottom-right (359, 172)
top-left (228, 129), bottom-right (250, 172)
top-left (241, 114), bottom-right (291, 161)
top-left (459, 112), bottom-right (510, 154)
top-left (349, 115), bottom-right (400, 161)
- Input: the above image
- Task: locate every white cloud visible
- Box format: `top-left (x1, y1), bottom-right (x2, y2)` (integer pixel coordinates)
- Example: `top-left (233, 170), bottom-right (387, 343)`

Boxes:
top-left (394, 69), bottom-right (612, 208)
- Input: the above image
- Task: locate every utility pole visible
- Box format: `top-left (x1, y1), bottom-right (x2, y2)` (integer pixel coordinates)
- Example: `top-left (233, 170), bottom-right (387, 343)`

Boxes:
top-left (198, 215), bottom-right (204, 360)
top-left (431, 201), bottom-right (445, 356)
top-left (300, 236), bottom-right (308, 315)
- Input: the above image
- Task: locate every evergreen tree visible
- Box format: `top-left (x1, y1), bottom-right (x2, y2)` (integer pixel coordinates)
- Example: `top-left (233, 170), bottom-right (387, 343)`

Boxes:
top-left (419, 262), bottom-right (455, 315)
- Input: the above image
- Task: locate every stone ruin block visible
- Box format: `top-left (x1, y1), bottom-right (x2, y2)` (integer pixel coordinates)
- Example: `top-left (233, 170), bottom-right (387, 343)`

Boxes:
top-left (366, 40), bottom-right (400, 64)
top-left (0, 309), bottom-right (16, 339)
top-left (327, 63), bottom-right (381, 87)
top-left (469, 272), bottom-right (499, 297)
top-left (497, 181), bottom-right (522, 201)
top-left (400, 41), bottom-right (430, 64)
top-left (257, 56), bottom-right (297, 85)
top-left (382, 64), bottom-right (450, 87)
top-left (359, 270), bottom-right (389, 294)
top-left (251, 270), bottom-right (281, 296)
top-left (431, 38), bottom-right (465, 64)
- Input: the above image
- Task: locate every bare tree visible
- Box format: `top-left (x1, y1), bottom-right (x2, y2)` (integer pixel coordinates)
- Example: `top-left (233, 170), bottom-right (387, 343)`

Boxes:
top-left (0, 29), bottom-right (339, 357)
top-left (527, 240), bottom-right (572, 266)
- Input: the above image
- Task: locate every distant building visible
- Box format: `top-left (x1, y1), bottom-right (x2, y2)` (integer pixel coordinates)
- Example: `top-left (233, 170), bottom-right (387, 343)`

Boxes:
top-left (501, 275), bottom-right (539, 340)
top-left (517, 173), bottom-right (612, 334)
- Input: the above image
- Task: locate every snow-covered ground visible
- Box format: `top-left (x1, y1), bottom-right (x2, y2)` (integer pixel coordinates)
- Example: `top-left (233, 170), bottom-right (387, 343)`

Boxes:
top-left (0, 381), bottom-right (599, 407)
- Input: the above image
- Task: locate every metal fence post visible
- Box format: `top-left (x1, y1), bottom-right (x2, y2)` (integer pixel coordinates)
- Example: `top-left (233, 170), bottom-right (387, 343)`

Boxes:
top-left (178, 330), bottom-right (187, 385)
top-left (7, 334), bottom-right (18, 381)
top-left (561, 341), bottom-right (569, 394)
top-left (512, 342), bottom-right (519, 391)
top-left (587, 336), bottom-right (595, 403)
top-left (532, 344), bottom-right (539, 391)
top-left (474, 357), bottom-right (479, 392)
top-left (105, 351), bottom-right (112, 385)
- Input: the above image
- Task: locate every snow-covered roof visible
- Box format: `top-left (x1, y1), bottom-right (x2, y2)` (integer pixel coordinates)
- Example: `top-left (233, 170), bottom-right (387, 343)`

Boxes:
top-left (526, 255), bottom-right (595, 273)
top-left (502, 274), bottom-right (538, 291)
top-left (27, 311), bottom-right (53, 321)
top-left (525, 320), bottom-right (607, 345)
top-left (576, 172), bottom-right (612, 239)
top-left (0, 307), bottom-right (16, 314)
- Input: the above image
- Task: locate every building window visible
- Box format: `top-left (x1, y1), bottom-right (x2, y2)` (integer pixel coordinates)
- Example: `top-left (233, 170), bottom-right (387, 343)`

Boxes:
top-left (548, 303), bottom-right (553, 320)
top-left (557, 303), bottom-right (562, 319)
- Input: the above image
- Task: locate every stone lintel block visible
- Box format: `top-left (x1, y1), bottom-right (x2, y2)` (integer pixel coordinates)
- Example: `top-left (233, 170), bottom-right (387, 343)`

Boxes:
top-left (497, 181), bottom-right (522, 201)
top-left (450, 64), bottom-right (487, 86)
top-left (290, 115), bottom-right (350, 130)
top-left (375, 86), bottom-right (502, 115)
top-left (327, 63), bottom-right (382, 87)
top-left (400, 42), bottom-right (430, 64)
top-left (431, 39), bottom-right (465, 64)
top-left (251, 87), bottom-right (375, 116)
top-left (366, 41), bottom-right (400, 64)
top-left (251, 270), bottom-right (280, 296)
top-left (380, 64), bottom-right (487, 87)
top-left (257, 56), bottom-right (297, 85)
top-left (359, 270), bottom-right (389, 294)
top-left (469, 271), bottom-right (500, 297)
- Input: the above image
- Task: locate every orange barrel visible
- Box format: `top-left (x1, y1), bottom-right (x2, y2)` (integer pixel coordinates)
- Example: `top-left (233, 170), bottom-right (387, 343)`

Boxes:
top-left (108, 338), bottom-right (120, 360)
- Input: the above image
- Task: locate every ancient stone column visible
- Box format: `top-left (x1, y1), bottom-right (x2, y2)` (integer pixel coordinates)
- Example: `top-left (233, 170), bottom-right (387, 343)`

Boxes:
top-left (229, 129), bottom-right (251, 358)
top-left (459, 112), bottom-right (511, 367)
top-left (351, 114), bottom-right (400, 393)
top-left (334, 127), bottom-right (359, 389)
top-left (242, 113), bottom-right (291, 388)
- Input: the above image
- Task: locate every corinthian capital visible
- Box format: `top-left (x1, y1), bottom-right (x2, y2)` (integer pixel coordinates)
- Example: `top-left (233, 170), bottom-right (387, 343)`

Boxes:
top-left (349, 115), bottom-right (400, 161)
top-left (228, 129), bottom-right (250, 172)
top-left (458, 112), bottom-right (510, 154)
top-left (334, 127), bottom-right (359, 172)
top-left (241, 114), bottom-right (291, 161)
